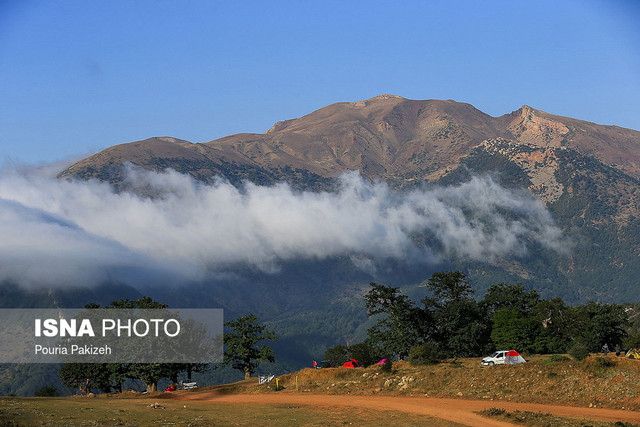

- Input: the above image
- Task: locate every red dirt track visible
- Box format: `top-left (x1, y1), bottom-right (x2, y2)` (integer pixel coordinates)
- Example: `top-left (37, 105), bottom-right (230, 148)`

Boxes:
top-left (173, 389), bottom-right (640, 427)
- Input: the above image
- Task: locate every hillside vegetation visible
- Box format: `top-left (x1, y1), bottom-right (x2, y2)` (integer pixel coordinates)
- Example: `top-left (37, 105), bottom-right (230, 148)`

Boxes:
top-left (273, 357), bottom-right (640, 411)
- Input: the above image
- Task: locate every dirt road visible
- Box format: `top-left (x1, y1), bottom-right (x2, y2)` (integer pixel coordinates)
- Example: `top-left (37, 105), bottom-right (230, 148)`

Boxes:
top-left (174, 390), bottom-right (640, 427)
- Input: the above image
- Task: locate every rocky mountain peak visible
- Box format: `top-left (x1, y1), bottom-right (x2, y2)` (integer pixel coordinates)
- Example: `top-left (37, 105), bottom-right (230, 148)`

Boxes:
top-left (351, 94), bottom-right (406, 108)
top-left (507, 105), bottom-right (570, 148)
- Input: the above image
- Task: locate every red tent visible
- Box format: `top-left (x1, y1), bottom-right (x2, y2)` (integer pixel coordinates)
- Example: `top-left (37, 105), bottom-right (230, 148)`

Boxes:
top-left (342, 358), bottom-right (360, 368)
top-left (505, 350), bottom-right (526, 364)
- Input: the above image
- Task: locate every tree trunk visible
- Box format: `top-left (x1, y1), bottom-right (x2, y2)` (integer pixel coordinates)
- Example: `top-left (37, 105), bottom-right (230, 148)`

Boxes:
top-left (186, 365), bottom-right (192, 380)
top-left (146, 382), bottom-right (157, 392)
top-left (244, 369), bottom-right (251, 380)
top-left (81, 378), bottom-right (91, 395)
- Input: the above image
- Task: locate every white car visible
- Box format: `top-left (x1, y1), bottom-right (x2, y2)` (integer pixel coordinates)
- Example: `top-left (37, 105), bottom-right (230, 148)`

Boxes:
top-left (179, 380), bottom-right (197, 389)
top-left (481, 350), bottom-right (509, 365)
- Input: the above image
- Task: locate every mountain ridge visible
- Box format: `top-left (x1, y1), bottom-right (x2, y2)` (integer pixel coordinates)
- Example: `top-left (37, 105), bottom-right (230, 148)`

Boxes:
top-left (57, 95), bottom-right (640, 303)
top-left (60, 96), bottom-right (640, 189)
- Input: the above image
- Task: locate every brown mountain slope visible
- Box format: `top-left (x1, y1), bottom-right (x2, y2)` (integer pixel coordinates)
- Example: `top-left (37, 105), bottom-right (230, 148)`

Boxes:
top-left (500, 105), bottom-right (640, 178)
top-left (60, 95), bottom-right (640, 189)
top-left (219, 95), bottom-right (514, 180)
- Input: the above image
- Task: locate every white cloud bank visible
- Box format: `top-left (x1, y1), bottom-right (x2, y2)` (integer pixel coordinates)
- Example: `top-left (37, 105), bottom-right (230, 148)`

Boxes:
top-left (0, 165), bottom-right (567, 288)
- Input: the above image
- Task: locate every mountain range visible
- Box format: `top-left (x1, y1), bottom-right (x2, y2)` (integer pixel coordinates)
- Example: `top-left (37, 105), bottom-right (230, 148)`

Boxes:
top-left (59, 95), bottom-right (640, 302)
top-left (61, 94), bottom-right (640, 190)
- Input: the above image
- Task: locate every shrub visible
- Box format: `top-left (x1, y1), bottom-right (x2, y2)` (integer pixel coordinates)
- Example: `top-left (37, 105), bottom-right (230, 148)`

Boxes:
top-left (409, 342), bottom-right (442, 366)
top-left (541, 354), bottom-right (570, 366)
top-left (34, 385), bottom-right (60, 397)
top-left (568, 343), bottom-right (590, 361)
top-left (594, 357), bottom-right (615, 368)
top-left (623, 333), bottom-right (640, 350)
top-left (481, 407), bottom-right (506, 416)
top-left (380, 359), bottom-right (392, 373)
top-left (324, 341), bottom-right (380, 367)
top-left (324, 344), bottom-right (348, 368)
top-left (349, 341), bottom-right (381, 367)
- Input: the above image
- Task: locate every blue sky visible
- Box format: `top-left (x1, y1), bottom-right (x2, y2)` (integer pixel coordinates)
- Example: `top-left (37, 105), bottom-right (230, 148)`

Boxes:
top-left (1, 0), bottom-right (639, 165)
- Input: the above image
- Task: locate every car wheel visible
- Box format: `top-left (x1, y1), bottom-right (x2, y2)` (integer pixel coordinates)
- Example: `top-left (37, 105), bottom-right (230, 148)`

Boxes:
top-left (488, 361), bottom-right (494, 366)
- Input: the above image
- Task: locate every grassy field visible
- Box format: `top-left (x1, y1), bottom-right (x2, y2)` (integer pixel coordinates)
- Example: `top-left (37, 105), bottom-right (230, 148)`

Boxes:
top-left (1, 354), bottom-right (639, 426)
top-left (0, 396), bottom-right (463, 426)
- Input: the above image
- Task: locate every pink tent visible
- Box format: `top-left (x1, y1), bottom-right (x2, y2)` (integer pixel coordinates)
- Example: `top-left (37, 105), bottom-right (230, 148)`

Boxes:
top-left (376, 358), bottom-right (388, 364)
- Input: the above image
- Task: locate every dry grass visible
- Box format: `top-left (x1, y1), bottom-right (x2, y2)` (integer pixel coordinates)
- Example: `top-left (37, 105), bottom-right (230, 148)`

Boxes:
top-left (478, 407), bottom-right (637, 427)
top-left (266, 356), bottom-right (640, 410)
top-left (3, 355), bottom-right (639, 425)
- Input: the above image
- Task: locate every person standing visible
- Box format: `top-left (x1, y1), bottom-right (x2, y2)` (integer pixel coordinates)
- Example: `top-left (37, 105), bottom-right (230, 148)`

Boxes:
top-left (602, 343), bottom-right (609, 356)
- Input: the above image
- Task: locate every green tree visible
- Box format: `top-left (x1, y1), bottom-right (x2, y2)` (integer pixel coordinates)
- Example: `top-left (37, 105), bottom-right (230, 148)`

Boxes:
top-left (532, 298), bottom-right (572, 354)
top-left (59, 363), bottom-right (111, 395)
top-left (481, 283), bottom-right (540, 316)
top-left (623, 332), bottom-right (640, 349)
top-left (127, 363), bottom-right (167, 392)
top-left (490, 308), bottom-right (540, 352)
top-left (223, 314), bottom-right (276, 380)
top-left (105, 363), bottom-right (129, 394)
top-left (481, 283), bottom-right (542, 352)
top-left (364, 283), bottom-right (429, 359)
top-left (571, 302), bottom-right (628, 352)
top-left (423, 271), bottom-right (490, 357)
top-left (104, 297), bottom-right (202, 392)
top-left (324, 344), bottom-right (348, 367)
top-left (426, 271), bottom-right (473, 303)
top-left (101, 297), bottom-right (170, 392)
top-left (348, 341), bottom-right (381, 366)
top-left (58, 297), bottom-right (180, 394)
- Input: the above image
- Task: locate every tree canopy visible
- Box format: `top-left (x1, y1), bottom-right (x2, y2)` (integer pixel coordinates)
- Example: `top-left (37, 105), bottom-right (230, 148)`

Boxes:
top-left (223, 314), bottom-right (277, 380)
top-left (361, 271), bottom-right (630, 363)
top-left (59, 297), bottom-right (208, 394)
